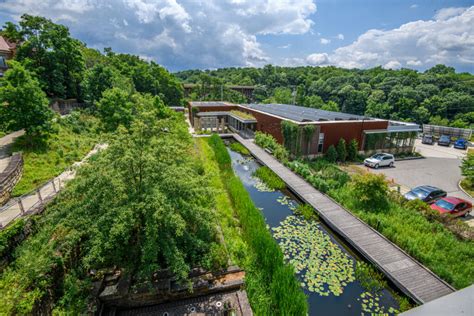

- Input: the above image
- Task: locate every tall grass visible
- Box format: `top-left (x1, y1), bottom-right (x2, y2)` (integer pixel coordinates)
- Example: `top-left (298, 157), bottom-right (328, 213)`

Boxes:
top-left (229, 142), bottom-right (250, 156)
top-left (207, 134), bottom-right (307, 315)
top-left (12, 113), bottom-right (99, 196)
top-left (253, 166), bottom-right (285, 190)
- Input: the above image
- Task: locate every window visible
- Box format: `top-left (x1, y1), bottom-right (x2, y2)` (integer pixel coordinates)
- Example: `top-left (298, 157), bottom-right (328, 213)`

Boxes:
top-left (0, 56), bottom-right (6, 68)
top-left (318, 133), bottom-right (324, 153)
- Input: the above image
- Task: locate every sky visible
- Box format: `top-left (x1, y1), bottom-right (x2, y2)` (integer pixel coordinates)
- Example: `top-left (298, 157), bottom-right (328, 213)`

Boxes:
top-left (0, 0), bottom-right (473, 72)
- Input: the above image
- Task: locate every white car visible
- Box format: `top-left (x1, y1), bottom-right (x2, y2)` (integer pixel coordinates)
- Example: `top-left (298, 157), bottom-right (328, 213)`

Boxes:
top-left (364, 153), bottom-right (395, 169)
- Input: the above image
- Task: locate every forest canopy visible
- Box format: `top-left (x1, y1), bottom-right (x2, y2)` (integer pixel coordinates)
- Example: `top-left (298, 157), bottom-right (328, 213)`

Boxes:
top-left (176, 65), bottom-right (474, 128)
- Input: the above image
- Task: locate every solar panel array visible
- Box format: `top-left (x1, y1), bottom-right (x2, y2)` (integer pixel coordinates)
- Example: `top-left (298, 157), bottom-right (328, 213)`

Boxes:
top-left (244, 103), bottom-right (370, 122)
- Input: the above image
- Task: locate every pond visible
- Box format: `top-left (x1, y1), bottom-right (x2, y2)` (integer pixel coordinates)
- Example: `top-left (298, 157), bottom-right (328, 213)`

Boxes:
top-left (228, 147), bottom-right (401, 316)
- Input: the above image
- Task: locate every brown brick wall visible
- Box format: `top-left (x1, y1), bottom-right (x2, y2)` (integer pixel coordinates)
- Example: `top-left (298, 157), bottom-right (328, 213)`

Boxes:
top-left (319, 120), bottom-right (388, 152)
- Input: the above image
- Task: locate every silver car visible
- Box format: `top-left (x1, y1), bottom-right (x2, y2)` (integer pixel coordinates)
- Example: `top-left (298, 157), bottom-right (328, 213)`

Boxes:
top-left (364, 153), bottom-right (395, 169)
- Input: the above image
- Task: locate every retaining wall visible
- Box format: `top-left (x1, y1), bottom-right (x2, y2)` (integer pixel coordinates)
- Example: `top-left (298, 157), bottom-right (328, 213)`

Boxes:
top-left (0, 153), bottom-right (23, 205)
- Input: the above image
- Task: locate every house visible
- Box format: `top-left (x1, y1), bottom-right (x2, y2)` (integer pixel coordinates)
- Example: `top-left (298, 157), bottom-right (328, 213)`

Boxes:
top-left (188, 101), bottom-right (420, 156)
top-left (0, 35), bottom-right (16, 76)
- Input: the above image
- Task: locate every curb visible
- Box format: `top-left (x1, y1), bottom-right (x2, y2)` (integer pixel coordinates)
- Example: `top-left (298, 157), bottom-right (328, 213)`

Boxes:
top-left (458, 179), bottom-right (473, 199)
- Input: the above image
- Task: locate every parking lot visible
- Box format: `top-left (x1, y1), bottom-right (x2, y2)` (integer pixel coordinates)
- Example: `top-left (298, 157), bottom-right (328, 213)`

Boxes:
top-left (365, 139), bottom-right (473, 225)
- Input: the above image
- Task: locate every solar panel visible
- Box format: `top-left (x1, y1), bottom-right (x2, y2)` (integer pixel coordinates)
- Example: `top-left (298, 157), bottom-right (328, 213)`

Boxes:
top-left (244, 103), bottom-right (369, 122)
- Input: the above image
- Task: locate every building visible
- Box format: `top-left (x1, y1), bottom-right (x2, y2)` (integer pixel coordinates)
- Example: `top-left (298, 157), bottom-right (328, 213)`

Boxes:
top-left (188, 101), bottom-right (420, 156)
top-left (0, 35), bottom-right (16, 76)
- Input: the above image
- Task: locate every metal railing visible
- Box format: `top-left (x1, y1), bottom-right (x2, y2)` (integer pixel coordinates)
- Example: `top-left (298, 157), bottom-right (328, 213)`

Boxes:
top-left (0, 171), bottom-right (73, 229)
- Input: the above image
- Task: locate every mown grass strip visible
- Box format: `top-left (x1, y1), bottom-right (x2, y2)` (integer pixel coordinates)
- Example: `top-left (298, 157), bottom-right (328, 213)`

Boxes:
top-left (207, 134), bottom-right (307, 315)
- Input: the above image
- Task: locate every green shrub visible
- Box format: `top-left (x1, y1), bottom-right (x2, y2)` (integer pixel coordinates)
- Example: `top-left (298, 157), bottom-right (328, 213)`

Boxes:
top-left (255, 131), bottom-right (289, 162)
top-left (347, 139), bottom-right (358, 161)
top-left (254, 166), bottom-right (285, 190)
top-left (349, 173), bottom-right (389, 211)
top-left (208, 136), bottom-right (307, 315)
top-left (325, 145), bottom-right (337, 163)
top-left (336, 138), bottom-right (347, 162)
top-left (0, 219), bottom-right (27, 259)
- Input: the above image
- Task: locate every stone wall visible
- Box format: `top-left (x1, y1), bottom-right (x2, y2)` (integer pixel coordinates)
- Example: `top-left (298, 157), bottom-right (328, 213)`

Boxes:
top-left (0, 153), bottom-right (23, 205)
top-left (50, 99), bottom-right (85, 115)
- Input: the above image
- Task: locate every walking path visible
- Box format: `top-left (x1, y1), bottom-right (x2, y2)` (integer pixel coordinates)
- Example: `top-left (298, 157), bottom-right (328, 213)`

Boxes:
top-left (0, 144), bottom-right (107, 228)
top-left (233, 134), bottom-right (455, 304)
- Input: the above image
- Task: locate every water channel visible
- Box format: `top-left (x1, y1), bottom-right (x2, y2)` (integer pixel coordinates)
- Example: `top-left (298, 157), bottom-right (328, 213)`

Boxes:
top-left (228, 147), bottom-right (402, 316)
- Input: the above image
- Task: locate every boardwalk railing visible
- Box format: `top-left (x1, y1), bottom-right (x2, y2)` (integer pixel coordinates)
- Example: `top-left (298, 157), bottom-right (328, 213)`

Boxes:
top-left (0, 144), bottom-right (107, 230)
top-left (0, 170), bottom-right (73, 229)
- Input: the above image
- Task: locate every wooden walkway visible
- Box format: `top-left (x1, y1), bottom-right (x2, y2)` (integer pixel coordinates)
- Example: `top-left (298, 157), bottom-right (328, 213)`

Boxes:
top-left (233, 134), bottom-right (455, 304)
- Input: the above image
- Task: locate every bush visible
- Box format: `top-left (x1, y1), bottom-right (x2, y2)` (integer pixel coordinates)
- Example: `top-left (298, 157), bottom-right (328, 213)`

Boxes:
top-left (254, 131), bottom-right (289, 162)
top-left (347, 139), bottom-right (358, 161)
top-left (349, 173), bottom-right (389, 211)
top-left (325, 145), bottom-right (338, 163)
top-left (254, 166), bottom-right (285, 190)
top-left (336, 138), bottom-right (347, 162)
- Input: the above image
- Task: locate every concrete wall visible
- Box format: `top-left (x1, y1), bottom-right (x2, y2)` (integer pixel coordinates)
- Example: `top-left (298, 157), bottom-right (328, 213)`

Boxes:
top-left (0, 153), bottom-right (23, 205)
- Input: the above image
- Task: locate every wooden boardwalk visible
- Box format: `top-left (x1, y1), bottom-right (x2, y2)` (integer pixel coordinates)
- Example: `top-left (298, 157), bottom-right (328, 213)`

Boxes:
top-left (233, 134), bottom-right (455, 304)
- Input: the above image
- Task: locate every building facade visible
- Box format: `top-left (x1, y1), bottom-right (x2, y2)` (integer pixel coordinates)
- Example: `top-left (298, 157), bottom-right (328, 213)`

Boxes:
top-left (0, 36), bottom-right (16, 76)
top-left (189, 101), bottom-right (420, 156)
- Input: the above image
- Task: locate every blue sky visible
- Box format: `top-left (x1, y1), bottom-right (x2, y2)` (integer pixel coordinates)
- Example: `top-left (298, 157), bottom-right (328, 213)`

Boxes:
top-left (0, 0), bottom-right (473, 72)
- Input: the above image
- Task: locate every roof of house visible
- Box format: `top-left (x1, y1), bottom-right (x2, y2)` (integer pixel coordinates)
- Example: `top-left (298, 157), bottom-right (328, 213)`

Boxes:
top-left (0, 36), bottom-right (14, 53)
top-left (190, 101), bottom-right (234, 107)
top-left (244, 103), bottom-right (371, 122)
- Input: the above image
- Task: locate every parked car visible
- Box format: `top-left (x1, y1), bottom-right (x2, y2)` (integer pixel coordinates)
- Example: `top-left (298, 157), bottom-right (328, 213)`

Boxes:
top-left (422, 134), bottom-right (434, 145)
top-left (364, 153), bottom-right (395, 169)
top-left (430, 197), bottom-right (472, 217)
top-left (438, 135), bottom-right (451, 146)
top-left (404, 185), bottom-right (447, 203)
top-left (453, 138), bottom-right (468, 150)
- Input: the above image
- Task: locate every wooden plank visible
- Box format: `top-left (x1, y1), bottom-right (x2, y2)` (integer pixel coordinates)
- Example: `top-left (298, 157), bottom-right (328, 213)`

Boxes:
top-left (232, 135), bottom-right (455, 304)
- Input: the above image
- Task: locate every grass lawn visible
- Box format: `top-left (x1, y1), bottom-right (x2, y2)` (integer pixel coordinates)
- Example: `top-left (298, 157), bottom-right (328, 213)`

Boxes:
top-left (11, 113), bottom-right (99, 196)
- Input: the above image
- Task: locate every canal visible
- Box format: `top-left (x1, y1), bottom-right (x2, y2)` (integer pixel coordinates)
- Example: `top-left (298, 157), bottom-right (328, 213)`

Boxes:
top-left (228, 146), bottom-right (402, 315)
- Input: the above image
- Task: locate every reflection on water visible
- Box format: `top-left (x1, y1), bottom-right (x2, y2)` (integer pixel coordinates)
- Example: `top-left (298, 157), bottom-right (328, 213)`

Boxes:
top-left (229, 148), bottom-right (400, 316)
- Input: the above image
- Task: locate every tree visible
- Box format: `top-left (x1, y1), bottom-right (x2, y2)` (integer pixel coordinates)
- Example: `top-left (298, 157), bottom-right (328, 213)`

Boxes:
top-left (96, 88), bottom-right (134, 131)
top-left (14, 14), bottom-right (85, 98)
top-left (336, 138), bottom-right (347, 162)
top-left (303, 95), bottom-right (325, 108)
top-left (325, 145), bottom-right (337, 163)
top-left (349, 173), bottom-right (389, 211)
top-left (321, 101), bottom-right (340, 112)
top-left (0, 61), bottom-right (53, 144)
top-left (347, 139), bottom-right (358, 161)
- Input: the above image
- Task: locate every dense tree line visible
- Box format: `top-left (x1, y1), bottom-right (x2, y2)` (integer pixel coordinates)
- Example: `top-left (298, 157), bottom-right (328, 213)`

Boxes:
top-left (176, 65), bottom-right (474, 128)
top-left (0, 14), bottom-right (184, 144)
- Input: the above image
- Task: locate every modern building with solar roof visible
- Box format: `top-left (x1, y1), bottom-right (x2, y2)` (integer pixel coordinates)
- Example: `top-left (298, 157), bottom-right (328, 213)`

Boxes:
top-left (188, 101), bottom-right (420, 156)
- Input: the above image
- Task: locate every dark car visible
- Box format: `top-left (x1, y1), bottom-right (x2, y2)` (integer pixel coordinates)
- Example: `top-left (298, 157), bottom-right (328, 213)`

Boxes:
top-left (438, 135), bottom-right (451, 146)
top-left (454, 138), bottom-right (468, 150)
top-left (422, 134), bottom-right (434, 145)
top-left (404, 185), bottom-right (447, 204)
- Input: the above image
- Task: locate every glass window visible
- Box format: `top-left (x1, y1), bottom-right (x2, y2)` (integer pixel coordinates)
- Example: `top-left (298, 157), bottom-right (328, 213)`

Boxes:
top-left (318, 133), bottom-right (324, 153)
top-left (0, 56), bottom-right (6, 68)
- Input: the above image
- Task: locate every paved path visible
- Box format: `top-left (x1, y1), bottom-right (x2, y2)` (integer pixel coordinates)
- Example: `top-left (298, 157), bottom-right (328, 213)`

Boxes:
top-left (233, 134), bottom-right (455, 304)
top-left (0, 144), bottom-right (107, 228)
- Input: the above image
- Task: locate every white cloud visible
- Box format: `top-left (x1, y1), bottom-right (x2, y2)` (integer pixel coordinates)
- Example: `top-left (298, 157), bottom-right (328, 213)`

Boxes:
top-left (278, 44), bottom-right (292, 49)
top-left (0, 0), bottom-right (317, 70)
top-left (320, 38), bottom-right (330, 45)
top-left (306, 53), bottom-right (329, 65)
top-left (306, 6), bottom-right (474, 70)
top-left (336, 33), bottom-right (344, 40)
top-left (410, 4), bottom-right (418, 9)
